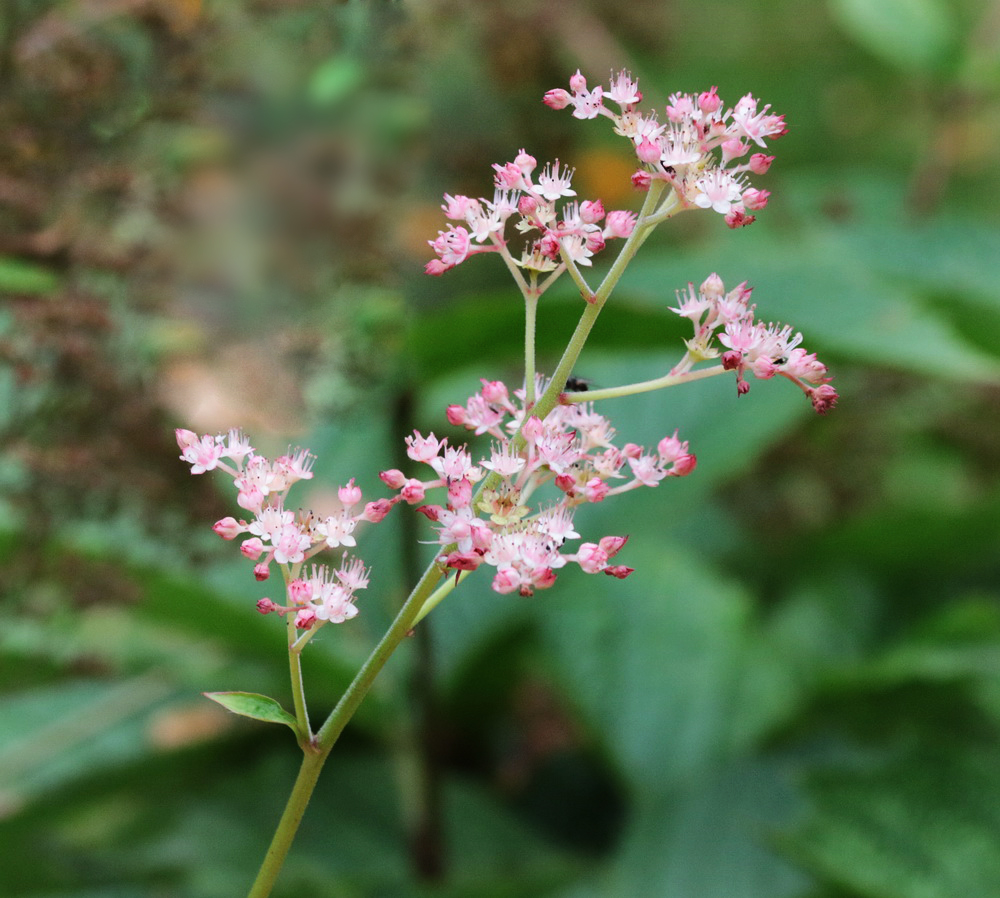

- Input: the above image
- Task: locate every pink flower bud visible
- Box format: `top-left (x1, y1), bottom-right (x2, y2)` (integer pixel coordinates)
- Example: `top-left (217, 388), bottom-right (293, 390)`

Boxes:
top-left (287, 579), bottom-right (311, 604)
top-left (636, 137), bottom-right (661, 164)
top-left (720, 138), bottom-right (748, 164)
top-left (748, 153), bottom-right (774, 175)
top-left (543, 88), bottom-right (571, 110)
top-left (254, 563), bottom-right (270, 581)
top-left (555, 473), bottom-right (576, 494)
top-left (175, 428), bottom-right (199, 449)
top-left (442, 193), bottom-right (474, 219)
top-left (448, 477), bottom-right (472, 509)
top-left (416, 504), bottom-right (441, 522)
top-left (294, 608), bottom-right (317, 630)
top-left (698, 86), bottom-right (721, 114)
top-left (522, 416), bottom-right (544, 443)
top-left (514, 149), bottom-right (536, 174)
top-left (532, 568), bottom-right (557, 591)
top-left (742, 188), bottom-right (770, 211)
top-left (539, 233), bottom-right (560, 259)
top-left (401, 479), bottom-right (426, 504)
top-left (810, 384), bottom-right (839, 415)
top-left (443, 550), bottom-right (483, 571)
top-left (518, 195), bottom-right (538, 217)
top-left (363, 498), bottom-right (393, 523)
top-left (583, 477), bottom-right (609, 502)
top-left (569, 70), bottom-right (587, 92)
top-left (446, 405), bottom-right (467, 426)
top-left (669, 453), bottom-right (697, 477)
top-left (425, 259), bottom-right (452, 276)
top-left (631, 170), bottom-right (652, 190)
top-left (599, 535), bottom-right (629, 557)
top-left (493, 161), bottom-right (523, 190)
top-left (338, 478), bottom-right (362, 507)
top-left (585, 230), bottom-right (606, 254)
top-left (604, 210), bottom-right (636, 239)
top-left (725, 209), bottom-right (756, 229)
top-left (577, 543), bottom-right (609, 573)
top-left (622, 442), bottom-right (642, 459)
top-left (751, 356), bottom-right (779, 379)
top-left (700, 272), bottom-right (725, 299)
top-left (656, 432), bottom-right (689, 462)
top-left (240, 537), bottom-right (265, 560)
top-left (492, 569), bottom-right (520, 594)
top-left (380, 468), bottom-right (407, 489)
top-left (721, 350), bottom-right (742, 371)
top-left (480, 379), bottom-right (509, 404)
top-left (256, 598), bottom-right (277, 615)
top-left (603, 565), bottom-right (634, 580)
top-left (737, 379), bottom-right (751, 396)
top-left (212, 516), bottom-right (242, 540)
top-left (580, 199), bottom-right (605, 224)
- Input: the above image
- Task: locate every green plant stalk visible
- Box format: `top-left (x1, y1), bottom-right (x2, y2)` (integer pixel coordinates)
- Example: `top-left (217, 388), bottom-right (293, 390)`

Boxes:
top-left (287, 618), bottom-right (311, 742)
top-left (246, 746), bottom-right (325, 898)
top-left (524, 291), bottom-right (538, 405)
top-left (565, 363), bottom-right (727, 403)
top-left (246, 179), bottom-right (674, 898)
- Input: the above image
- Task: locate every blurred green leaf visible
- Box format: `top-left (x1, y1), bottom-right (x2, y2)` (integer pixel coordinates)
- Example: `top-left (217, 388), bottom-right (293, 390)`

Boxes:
top-left (786, 742), bottom-right (1000, 897)
top-left (534, 543), bottom-right (787, 792)
top-left (591, 759), bottom-right (809, 898)
top-left (308, 56), bottom-right (364, 106)
top-left (205, 692), bottom-right (299, 732)
top-left (828, 0), bottom-right (958, 74)
top-left (0, 257), bottom-right (59, 294)
top-left (0, 677), bottom-right (175, 808)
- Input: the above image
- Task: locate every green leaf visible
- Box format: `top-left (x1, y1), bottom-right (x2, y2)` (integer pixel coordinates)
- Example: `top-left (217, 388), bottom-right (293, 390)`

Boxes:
top-left (828, 0), bottom-right (958, 75)
top-left (534, 543), bottom-right (789, 792)
top-left (786, 742), bottom-right (1000, 898)
top-left (0, 257), bottom-right (60, 295)
top-left (591, 759), bottom-right (810, 898)
top-left (204, 692), bottom-right (299, 732)
top-left (308, 56), bottom-right (364, 106)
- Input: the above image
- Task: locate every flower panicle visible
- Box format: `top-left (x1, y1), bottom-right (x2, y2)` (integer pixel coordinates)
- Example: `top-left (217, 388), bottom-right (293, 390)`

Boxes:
top-left (380, 379), bottom-right (696, 596)
top-left (671, 273), bottom-right (838, 413)
top-left (425, 147), bottom-right (637, 277)
top-left (544, 69), bottom-right (785, 228)
top-left (176, 430), bottom-right (397, 630)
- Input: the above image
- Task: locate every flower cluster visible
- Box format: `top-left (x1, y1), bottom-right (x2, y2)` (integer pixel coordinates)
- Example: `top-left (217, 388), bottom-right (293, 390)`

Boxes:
top-left (671, 274), bottom-right (838, 413)
top-left (176, 428), bottom-right (389, 629)
top-left (425, 151), bottom-right (638, 276)
top-left (379, 380), bottom-right (696, 596)
top-left (545, 70), bottom-right (785, 228)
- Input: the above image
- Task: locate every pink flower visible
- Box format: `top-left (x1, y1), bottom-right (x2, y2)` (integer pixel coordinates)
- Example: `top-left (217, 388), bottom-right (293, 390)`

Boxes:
top-left (429, 226), bottom-right (472, 268)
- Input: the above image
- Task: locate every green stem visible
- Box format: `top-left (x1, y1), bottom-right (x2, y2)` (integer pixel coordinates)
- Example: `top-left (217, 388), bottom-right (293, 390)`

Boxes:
top-left (524, 291), bottom-right (538, 405)
top-left (287, 618), bottom-right (311, 741)
top-left (562, 363), bottom-right (727, 403)
top-left (247, 748), bottom-right (325, 898)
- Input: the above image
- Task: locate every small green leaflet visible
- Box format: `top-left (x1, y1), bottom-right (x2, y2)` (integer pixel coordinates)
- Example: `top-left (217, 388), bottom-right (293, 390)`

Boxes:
top-left (204, 692), bottom-right (299, 733)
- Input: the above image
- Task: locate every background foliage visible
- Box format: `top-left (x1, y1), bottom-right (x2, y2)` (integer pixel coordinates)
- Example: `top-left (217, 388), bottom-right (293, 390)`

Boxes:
top-left (2, 0), bottom-right (1000, 896)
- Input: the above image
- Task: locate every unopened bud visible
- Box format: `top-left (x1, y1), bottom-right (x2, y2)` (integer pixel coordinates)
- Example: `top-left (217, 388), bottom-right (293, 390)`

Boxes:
top-left (294, 608), bottom-right (317, 630)
top-left (338, 478), bottom-right (362, 507)
top-left (212, 516), bottom-right (242, 540)
top-left (380, 468), bottom-right (407, 489)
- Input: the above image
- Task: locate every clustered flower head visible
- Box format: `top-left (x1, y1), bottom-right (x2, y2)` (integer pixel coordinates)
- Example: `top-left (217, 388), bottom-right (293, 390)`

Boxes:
top-left (671, 273), bottom-right (838, 413)
top-left (544, 70), bottom-right (785, 228)
top-left (426, 150), bottom-right (638, 276)
top-left (379, 379), bottom-right (696, 596)
top-left (176, 428), bottom-right (390, 629)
